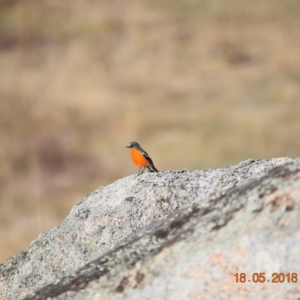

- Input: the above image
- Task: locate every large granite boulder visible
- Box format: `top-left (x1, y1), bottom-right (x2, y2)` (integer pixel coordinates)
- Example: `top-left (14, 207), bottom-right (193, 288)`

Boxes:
top-left (1, 157), bottom-right (298, 300)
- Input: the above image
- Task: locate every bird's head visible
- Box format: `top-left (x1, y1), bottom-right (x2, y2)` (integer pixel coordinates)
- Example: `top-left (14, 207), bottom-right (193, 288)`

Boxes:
top-left (126, 141), bottom-right (140, 149)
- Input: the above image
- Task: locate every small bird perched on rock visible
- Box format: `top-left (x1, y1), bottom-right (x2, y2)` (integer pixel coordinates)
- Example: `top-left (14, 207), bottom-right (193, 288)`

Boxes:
top-left (126, 141), bottom-right (159, 175)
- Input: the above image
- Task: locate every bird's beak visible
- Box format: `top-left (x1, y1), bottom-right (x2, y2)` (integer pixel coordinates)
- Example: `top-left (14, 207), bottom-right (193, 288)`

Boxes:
top-left (126, 144), bottom-right (130, 148)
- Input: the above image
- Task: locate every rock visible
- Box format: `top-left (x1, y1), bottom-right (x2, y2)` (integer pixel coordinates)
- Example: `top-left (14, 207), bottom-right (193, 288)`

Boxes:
top-left (0, 157), bottom-right (296, 300)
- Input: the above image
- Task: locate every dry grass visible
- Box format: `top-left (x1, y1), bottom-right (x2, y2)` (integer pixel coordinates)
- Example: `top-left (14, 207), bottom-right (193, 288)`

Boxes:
top-left (0, 0), bottom-right (300, 262)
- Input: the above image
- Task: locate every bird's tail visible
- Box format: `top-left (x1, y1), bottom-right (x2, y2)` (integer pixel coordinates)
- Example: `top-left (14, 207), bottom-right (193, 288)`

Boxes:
top-left (147, 163), bottom-right (159, 172)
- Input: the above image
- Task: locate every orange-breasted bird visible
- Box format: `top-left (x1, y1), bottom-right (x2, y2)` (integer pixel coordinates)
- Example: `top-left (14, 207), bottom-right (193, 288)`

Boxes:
top-left (126, 141), bottom-right (159, 175)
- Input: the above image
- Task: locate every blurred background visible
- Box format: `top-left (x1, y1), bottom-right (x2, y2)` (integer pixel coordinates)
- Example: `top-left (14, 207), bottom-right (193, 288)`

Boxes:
top-left (0, 0), bottom-right (300, 262)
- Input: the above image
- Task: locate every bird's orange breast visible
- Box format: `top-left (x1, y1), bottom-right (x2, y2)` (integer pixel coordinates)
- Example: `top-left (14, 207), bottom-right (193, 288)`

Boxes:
top-left (130, 148), bottom-right (149, 167)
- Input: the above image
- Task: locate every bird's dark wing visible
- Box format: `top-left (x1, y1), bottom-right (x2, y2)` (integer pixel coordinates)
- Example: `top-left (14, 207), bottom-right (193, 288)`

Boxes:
top-left (140, 147), bottom-right (159, 172)
top-left (142, 151), bottom-right (159, 172)
top-left (141, 149), bottom-right (150, 160)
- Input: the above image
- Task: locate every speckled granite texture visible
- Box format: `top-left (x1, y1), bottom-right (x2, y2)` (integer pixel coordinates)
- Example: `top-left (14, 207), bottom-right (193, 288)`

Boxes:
top-left (0, 157), bottom-right (297, 300)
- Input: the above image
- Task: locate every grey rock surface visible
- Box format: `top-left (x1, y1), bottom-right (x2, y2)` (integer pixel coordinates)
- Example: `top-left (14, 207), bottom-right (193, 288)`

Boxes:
top-left (0, 157), bottom-right (294, 300)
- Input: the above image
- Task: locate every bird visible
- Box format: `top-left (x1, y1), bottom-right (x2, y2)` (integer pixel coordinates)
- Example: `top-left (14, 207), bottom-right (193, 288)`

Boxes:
top-left (126, 141), bottom-right (159, 175)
